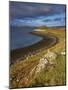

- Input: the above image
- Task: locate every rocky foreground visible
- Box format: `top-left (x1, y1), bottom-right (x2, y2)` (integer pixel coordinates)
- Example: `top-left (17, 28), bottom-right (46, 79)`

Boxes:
top-left (10, 27), bottom-right (66, 88)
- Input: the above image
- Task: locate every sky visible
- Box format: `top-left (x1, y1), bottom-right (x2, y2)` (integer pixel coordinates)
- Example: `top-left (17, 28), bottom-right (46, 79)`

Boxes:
top-left (10, 1), bottom-right (66, 27)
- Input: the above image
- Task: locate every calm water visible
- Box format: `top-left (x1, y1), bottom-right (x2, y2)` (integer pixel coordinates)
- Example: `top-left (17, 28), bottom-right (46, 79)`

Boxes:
top-left (10, 26), bottom-right (42, 50)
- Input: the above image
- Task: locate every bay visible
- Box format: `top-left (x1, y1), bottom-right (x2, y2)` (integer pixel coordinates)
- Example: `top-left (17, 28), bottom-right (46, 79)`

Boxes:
top-left (10, 26), bottom-right (42, 50)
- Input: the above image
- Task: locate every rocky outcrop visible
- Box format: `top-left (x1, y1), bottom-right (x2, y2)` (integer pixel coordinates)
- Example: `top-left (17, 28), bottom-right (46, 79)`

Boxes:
top-left (30, 50), bottom-right (57, 77)
top-left (10, 50), bottom-right (57, 88)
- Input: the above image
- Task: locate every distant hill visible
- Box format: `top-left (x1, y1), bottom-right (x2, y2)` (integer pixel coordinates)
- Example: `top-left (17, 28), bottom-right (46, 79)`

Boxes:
top-left (35, 26), bottom-right (48, 30)
top-left (49, 26), bottom-right (65, 28)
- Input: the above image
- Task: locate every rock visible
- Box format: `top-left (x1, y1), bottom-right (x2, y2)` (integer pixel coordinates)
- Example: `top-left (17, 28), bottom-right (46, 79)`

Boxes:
top-left (36, 57), bottom-right (48, 73)
top-left (30, 66), bottom-right (36, 76)
top-left (45, 50), bottom-right (57, 64)
top-left (16, 79), bottom-right (19, 82)
top-left (61, 51), bottom-right (65, 55)
top-left (29, 50), bottom-right (57, 77)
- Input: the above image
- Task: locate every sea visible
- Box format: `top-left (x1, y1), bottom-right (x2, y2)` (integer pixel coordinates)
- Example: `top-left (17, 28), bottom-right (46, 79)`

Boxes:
top-left (10, 26), bottom-right (42, 50)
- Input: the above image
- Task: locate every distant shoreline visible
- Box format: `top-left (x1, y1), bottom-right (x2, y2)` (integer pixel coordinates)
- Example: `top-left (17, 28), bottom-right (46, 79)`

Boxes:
top-left (10, 29), bottom-right (58, 64)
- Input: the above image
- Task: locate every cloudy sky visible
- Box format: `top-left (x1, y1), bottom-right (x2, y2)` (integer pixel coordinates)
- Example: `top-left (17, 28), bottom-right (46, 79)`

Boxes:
top-left (10, 1), bottom-right (66, 27)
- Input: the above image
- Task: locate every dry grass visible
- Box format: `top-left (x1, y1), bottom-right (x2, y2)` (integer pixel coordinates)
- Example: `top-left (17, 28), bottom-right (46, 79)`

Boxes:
top-left (10, 27), bottom-right (66, 88)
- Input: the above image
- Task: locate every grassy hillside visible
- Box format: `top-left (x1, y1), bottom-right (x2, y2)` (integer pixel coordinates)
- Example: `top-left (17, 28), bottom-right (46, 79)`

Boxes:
top-left (10, 27), bottom-right (66, 88)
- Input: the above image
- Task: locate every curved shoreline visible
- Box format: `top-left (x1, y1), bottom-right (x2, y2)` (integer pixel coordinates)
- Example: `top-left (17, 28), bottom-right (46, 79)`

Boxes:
top-left (10, 31), bottom-right (58, 64)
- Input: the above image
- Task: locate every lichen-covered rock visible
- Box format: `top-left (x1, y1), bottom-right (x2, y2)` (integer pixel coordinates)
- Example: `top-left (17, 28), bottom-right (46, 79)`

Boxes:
top-left (61, 51), bottom-right (65, 55)
top-left (45, 50), bottom-right (57, 64)
top-left (36, 57), bottom-right (48, 73)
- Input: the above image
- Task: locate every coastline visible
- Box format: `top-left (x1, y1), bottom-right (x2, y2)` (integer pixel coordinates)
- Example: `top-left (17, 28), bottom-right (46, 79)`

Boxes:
top-left (10, 27), bottom-right (66, 88)
top-left (10, 30), bottom-right (58, 64)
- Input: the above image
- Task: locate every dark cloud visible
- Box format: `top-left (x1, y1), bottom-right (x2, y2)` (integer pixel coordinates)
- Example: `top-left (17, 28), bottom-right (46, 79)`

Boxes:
top-left (9, 1), bottom-right (66, 19)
